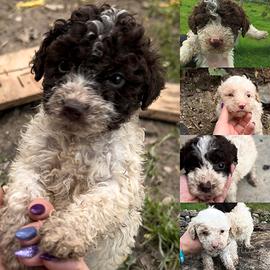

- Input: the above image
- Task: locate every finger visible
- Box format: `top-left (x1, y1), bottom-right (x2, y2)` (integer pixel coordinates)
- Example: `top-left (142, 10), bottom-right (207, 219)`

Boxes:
top-left (16, 221), bottom-right (44, 246)
top-left (218, 105), bottom-right (229, 122)
top-left (243, 122), bottom-right (255, 135)
top-left (15, 246), bottom-right (44, 267)
top-left (0, 188), bottom-right (3, 207)
top-left (43, 257), bottom-right (89, 270)
top-left (28, 198), bottom-right (54, 221)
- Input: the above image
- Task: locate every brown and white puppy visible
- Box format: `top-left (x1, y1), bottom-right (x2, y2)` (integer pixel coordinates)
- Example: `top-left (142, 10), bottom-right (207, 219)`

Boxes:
top-left (180, 0), bottom-right (267, 67)
top-left (216, 75), bottom-right (263, 135)
top-left (187, 207), bottom-right (238, 270)
top-left (0, 4), bottom-right (164, 270)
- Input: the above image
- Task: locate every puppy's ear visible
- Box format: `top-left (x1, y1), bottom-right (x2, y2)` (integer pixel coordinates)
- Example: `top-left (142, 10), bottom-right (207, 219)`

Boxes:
top-left (229, 141), bottom-right (238, 165)
top-left (187, 221), bottom-right (197, 240)
top-left (31, 19), bottom-right (67, 81)
top-left (239, 9), bottom-right (250, 37)
top-left (141, 55), bottom-right (165, 110)
top-left (226, 213), bottom-right (237, 238)
top-left (188, 3), bottom-right (210, 34)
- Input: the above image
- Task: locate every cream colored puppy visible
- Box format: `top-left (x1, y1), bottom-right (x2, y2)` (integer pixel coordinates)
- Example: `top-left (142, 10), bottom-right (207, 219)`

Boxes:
top-left (216, 75), bottom-right (263, 134)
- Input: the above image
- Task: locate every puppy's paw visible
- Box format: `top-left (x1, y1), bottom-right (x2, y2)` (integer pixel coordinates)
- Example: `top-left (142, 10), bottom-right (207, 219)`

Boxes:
top-left (256, 30), bottom-right (268, 39)
top-left (39, 216), bottom-right (88, 259)
top-left (243, 243), bottom-right (254, 250)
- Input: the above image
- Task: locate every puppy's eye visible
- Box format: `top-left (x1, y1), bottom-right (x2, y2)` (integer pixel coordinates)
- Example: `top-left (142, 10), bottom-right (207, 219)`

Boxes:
top-left (213, 162), bottom-right (225, 171)
top-left (58, 61), bottom-right (71, 73)
top-left (220, 230), bottom-right (225, 234)
top-left (107, 73), bottom-right (126, 88)
top-left (218, 162), bottom-right (225, 169)
top-left (247, 94), bottom-right (251, 98)
top-left (227, 93), bottom-right (234, 97)
top-left (202, 231), bottom-right (209, 236)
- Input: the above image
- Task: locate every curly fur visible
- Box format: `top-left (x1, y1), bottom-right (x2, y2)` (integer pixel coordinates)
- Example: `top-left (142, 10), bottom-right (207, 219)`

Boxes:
top-left (180, 135), bottom-right (257, 202)
top-left (225, 203), bottom-right (254, 249)
top-left (187, 207), bottom-right (239, 270)
top-left (0, 4), bottom-right (165, 270)
top-left (216, 75), bottom-right (263, 135)
top-left (180, 0), bottom-right (267, 67)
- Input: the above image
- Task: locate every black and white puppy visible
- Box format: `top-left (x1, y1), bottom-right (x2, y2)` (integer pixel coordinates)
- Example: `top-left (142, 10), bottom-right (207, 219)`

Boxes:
top-left (180, 135), bottom-right (257, 202)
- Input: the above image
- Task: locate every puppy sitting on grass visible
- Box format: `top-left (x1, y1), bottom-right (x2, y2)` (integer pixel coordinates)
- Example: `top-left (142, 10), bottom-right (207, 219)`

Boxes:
top-left (216, 75), bottom-right (263, 135)
top-left (0, 4), bottom-right (164, 270)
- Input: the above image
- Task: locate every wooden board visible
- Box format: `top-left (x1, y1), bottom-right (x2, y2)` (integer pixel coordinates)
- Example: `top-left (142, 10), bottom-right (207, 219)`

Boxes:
top-left (0, 47), bottom-right (42, 110)
top-left (140, 83), bottom-right (180, 123)
top-left (0, 47), bottom-right (180, 123)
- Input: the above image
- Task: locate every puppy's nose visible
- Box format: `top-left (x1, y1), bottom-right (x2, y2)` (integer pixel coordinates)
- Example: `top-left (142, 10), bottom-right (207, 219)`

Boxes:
top-left (212, 243), bottom-right (219, 249)
top-left (62, 99), bottom-right (88, 121)
top-left (238, 103), bottom-right (246, 110)
top-left (198, 181), bottom-right (212, 193)
top-left (209, 38), bottom-right (223, 48)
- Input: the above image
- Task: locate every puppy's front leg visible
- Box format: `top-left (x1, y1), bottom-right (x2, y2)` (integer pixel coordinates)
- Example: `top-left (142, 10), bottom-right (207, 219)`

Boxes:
top-left (39, 181), bottom-right (144, 259)
top-left (246, 24), bottom-right (268, 40)
top-left (180, 31), bottom-right (198, 66)
top-left (220, 241), bottom-right (238, 270)
top-left (202, 253), bottom-right (214, 270)
top-left (0, 170), bottom-right (46, 270)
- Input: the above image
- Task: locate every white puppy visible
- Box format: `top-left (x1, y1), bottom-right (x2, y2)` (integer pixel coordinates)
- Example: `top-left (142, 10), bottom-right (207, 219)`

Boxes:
top-left (226, 203), bottom-right (254, 249)
top-left (187, 207), bottom-right (238, 270)
top-left (216, 75), bottom-right (263, 135)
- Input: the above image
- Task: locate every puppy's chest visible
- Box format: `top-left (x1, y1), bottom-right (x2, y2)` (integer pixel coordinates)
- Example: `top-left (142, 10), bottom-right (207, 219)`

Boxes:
top-left (38, 139), bottom-right (112, 203)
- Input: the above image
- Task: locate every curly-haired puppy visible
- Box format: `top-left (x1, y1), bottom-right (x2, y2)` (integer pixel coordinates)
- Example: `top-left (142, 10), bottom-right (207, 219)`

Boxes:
top-left (0, 4), bottom-right (164, 270)
top-left (180, 135), bottom-right (257, 202)
top-left (187, 207), bottom-right (238, 270)
top-left (216, 75), bottom-right (263, 135)
top-left (180, 0), bottom-right (268, 67)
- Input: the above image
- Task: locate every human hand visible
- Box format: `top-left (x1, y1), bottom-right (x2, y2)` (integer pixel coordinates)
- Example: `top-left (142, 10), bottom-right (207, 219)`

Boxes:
top-left (180, 165), bottom-right (235, 202)
top-left (0, 189), bottom-right (89, 270)
top-left (180, 175), bottom-right (199, 202)
top-left (180, 230), bottom-right (202, 255)
top-left (213, 105), bottom-right (255, 135)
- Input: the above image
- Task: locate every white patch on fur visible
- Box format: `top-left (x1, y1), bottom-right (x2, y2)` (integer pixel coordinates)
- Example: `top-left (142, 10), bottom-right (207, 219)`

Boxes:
top-left (197, 136), bottom-right (211, 159)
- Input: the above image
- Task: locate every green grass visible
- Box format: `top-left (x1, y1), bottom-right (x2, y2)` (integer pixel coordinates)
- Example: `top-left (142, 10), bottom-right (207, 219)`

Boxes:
top-left (120, 197), bottom-right (181, 270)
top-left (180, 0), bottom-right (270, 67)
top-left (180, 203), bottom-right (207, 211)
top-left (146, 0), bottom-right (179, 82)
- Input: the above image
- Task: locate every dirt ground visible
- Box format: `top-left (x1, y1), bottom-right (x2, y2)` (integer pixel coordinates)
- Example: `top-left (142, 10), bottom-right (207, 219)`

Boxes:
top-left (0, 0), bottom-right (179, 269)
top-left (180, 68), bottom-right (270, 135)
top-left (180, 135), bottom-right (270, 202)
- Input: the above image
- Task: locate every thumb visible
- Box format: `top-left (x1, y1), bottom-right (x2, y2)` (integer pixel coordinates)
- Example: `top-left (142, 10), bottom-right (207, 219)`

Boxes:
top-left (218, 104), bottom-right (229, 123)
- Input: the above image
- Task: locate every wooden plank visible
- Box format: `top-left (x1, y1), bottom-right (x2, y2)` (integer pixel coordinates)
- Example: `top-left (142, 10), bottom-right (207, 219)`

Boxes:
top-left (0, 47), bottom-right (38, 75)
top-left (0, 47), bottom-right (42, 110)
top-left (0, 73), bottom-right (42, 110)
top-left (140, 83), bottom-right (180, 123)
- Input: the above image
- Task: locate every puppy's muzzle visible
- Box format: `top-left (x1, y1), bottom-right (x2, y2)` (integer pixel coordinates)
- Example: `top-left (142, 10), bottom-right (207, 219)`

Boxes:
top-left (62, 99), bottom-right (89, 121)
top-left (209, 38), bottom-right (224, 48)
top-left (198, 181), bottom-right (213, 193)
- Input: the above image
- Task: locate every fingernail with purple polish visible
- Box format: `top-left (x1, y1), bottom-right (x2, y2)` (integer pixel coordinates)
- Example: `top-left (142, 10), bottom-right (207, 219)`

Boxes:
top-left (221, 102), bottom-right (224, 108)
top-left (15, 226), bottom-right (37, 241)
top-left (30, 204), bottom-right (45, 215)
top-left (40, 253), bottom-right (58, 261)
top-left (15, 245), bottom-right (39, 258)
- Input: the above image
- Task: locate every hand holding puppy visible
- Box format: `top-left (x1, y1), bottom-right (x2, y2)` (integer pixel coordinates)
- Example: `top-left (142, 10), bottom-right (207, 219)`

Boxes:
top-left (0, 189), bottom-right (89, 270)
